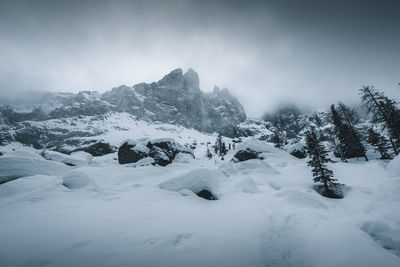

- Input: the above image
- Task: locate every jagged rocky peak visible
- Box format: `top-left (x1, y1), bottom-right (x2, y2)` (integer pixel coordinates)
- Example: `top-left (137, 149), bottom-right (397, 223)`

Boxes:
top-left (72, 91), bottom-right (101, 103)
top-left (101, 85), bottom-right (143, 113)
top-left (0, 67), bottom-right (249, 141)
top-left (156, 68), bottom-right (200, 91)
top-left (183, 68), bottom-right (200, 90)
top-left (157, 68), bottom-right (185, 88)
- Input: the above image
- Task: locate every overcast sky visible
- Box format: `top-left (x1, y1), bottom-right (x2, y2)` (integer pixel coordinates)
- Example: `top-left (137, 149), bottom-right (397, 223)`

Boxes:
top-left (0, 0), bottom-right (399, 116)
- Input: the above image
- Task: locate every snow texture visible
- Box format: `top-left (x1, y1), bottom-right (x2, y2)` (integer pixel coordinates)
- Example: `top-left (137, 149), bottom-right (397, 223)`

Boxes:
top-left (0, 133), bottom-right (400, 267)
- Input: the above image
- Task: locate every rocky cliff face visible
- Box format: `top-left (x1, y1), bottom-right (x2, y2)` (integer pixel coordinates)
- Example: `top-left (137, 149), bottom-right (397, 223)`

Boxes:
top-left (125, 68), bottom-right (247, 136)
top-left (0, 68), bottom-right (247, 139)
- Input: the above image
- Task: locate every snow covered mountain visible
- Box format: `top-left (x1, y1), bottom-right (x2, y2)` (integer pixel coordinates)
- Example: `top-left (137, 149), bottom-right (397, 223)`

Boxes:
top-left (0, 68), bottom-right (247, 145)
top-left (1, 68), bottom-right (400, 267)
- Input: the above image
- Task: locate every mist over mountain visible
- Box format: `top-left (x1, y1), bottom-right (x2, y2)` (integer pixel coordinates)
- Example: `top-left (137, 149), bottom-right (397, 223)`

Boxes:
top-left (1, 1), bottom-right (400, 266)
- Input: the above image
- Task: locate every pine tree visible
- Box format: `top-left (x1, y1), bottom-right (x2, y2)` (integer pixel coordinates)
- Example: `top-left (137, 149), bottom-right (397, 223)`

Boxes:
top-left (360, 86), bottom-right (400, 154)
top-left (331, 104), bottom-right (365, 160)
top-left (337, 102), bottom-right (368, 161)
top-left (367, 128), bottom-right (391, 159)
top-left (214, 133), bottom-right (226, 158)
top-left (306, 129), bottom-right (342, 198)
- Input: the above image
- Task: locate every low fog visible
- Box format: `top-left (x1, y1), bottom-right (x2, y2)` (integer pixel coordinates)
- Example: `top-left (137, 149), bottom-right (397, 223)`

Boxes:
top-left (0, 0), bottom-right (399, 116)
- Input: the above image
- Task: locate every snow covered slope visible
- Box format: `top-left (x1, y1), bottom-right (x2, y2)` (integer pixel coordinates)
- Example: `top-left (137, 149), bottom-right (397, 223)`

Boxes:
top-left (0, 137), bottom-right (399, 267)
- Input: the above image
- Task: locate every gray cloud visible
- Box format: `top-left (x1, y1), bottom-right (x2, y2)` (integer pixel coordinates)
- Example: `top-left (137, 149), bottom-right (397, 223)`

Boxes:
top-left (0, 0), bottom-right (399, 116)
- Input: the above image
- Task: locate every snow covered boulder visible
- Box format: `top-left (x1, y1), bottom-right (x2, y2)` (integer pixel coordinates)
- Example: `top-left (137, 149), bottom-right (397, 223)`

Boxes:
top-left (42, 150), bottom-right (93, 166)
top-left (0, 154), bottom-right (69, 184)
top-left (118, 140), bottom-right (150, 164)
top-left (73, 141), bottom-right (117, 156)
top-left (118, 138), bottom-right (194, 166)
top-left (159, 169), bottom-right (226, 200)
top-left (147, 138), bottom-right (194, 166)
top-left (231, 138), bottom-right (276, 163)
top-left (62, 170), bottom-right (97, 190)
top-left (232, 149), bottom-right (262, 162)
top-left (149, 146), bottom-right (171, 166)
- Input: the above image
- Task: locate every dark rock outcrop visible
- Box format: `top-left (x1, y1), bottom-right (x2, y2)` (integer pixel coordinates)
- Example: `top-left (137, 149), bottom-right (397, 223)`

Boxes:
top-left (290, 149), bottom-right (307, 159)
top-left (73, 141), bottom-right (117, 156)
top-left (118, 138), bottom-right (194, 166)
top-left (232, 149), bottom-right (263, 162)
top-left (118, 142), bottom-right (149, 164)
top-left (196, 189), bottom-right (217, 200)
top-left (313, 185), bottom-right (344, 199)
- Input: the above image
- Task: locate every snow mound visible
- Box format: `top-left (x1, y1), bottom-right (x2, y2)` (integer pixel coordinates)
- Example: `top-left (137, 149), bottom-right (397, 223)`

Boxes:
top-left (0, 156), bottom-right (69, 184)
top-left (0, 175), bottom-right (60, 198)
top-left (159, 169), bottom-right (227, 198)
top-left (234, 178), bottom-right (260, 193)
top-left (173, 152), bottom-right (194, 163)
top-left (368, 178), bottom-right (400, 212)
top-left (2, 150), bottom-right (44, 160)
top-left (387, 154), bottom-right (400, 177)
top-left (276, 189), bottom-right (329, 209)
top-left (363, 178), bottom-right (400, 255)
top-left (235, 138), bottom-right (278, 154)
top-left (124, 157), bottom-right (155, 167)
top-left (361, 221), bottom-right (400, 257)
top-left (62, 170), bottom-right (97, 190)
top-left (135, 157), bottom-right (155, 167)
top-left (231, 138), bottom-right (294, 164)
top-left (219, 159), bottom-right (278, 176)
top-left (43, 150), bottom-right (93, 166)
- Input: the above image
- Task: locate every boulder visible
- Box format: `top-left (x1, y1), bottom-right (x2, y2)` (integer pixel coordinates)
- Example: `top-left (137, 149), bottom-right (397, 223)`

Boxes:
top-left (231, 138), bottom-right (281, 163)
top-left (149, 146), bottom-right (171, 166)
top-left (290, 149), bottom-right (307, 159)
top-left (118, 141), bottom-right (149, 164)
top-left (0, 155), bottom-right (69, 184)
top-left (73, 141), bottom-right (117, 156)
top-left (118, 138), bottom-right (194, 166)
top-left (42, 150), bottom-right (93, 166)
top-left (196, 189), bottom-right (217, 200)
top-left (232, 148), bottom-right (262, 162)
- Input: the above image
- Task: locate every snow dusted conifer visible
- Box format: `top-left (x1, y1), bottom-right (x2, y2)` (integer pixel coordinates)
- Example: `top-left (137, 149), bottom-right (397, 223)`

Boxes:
top-left (214, 133), bottom-right (227, 158)
top-left (306, 128), bottom-right (343, 198)
top-left (360, 86), bottom-right (400, 154)
top-left (331, 104), bottom-right (365, 160)
top-left (367, 128), bottom-right (391, 159)
top-left (337, 102), bottom-right (368, 161)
